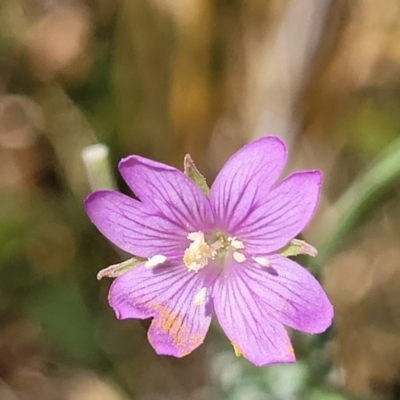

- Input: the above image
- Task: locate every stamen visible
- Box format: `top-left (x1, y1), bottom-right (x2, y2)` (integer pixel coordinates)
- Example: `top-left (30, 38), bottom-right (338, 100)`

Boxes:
top-left (210, 239), bottom-right (223, 256)
top-left (184, 231), bottom-right (213, 272)
top-left (253, 256), bottom-right (270, 267)
top-left (194, 287), bottom-right (207, 306)
top-left (233, 251), bottom-right (246, 263)
top-left (145, 254), bottom-right (167, 268)
top-left (187, 231), bottom-right (202, 241)
top-left (228, 237), bottom-right (244, 249)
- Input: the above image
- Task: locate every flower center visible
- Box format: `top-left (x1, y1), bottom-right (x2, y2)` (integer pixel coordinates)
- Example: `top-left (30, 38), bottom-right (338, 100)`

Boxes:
top-left (183, 231), bottom-right (215, 272)
top-left (183, 231), bottom-right (247, 272)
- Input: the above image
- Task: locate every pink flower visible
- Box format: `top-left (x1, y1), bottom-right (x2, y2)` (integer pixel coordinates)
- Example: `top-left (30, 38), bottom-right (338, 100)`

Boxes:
top-left (85, 136), bottom-right (333, 366)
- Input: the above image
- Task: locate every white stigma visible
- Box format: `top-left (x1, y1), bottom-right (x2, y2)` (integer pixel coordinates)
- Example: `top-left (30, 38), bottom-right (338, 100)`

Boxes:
top-left (145, 254), bottom-right (167, 268)
top-left (233, 251), bottom-right (246, 263)
top-left (194, 287), bottom-right (207, 306)
top-left (253, 256), bottom-right (270, 267)
top-left (184, 231), bottom-right (214, 272)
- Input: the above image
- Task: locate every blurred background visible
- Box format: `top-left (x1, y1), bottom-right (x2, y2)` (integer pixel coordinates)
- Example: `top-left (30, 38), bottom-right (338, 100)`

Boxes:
top-left (1, 0), bottom-right (400, 399)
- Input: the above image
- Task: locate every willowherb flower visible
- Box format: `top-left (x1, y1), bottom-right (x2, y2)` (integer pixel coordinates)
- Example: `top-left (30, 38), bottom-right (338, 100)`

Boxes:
top-left (85, 136), bottom-right (333, 366)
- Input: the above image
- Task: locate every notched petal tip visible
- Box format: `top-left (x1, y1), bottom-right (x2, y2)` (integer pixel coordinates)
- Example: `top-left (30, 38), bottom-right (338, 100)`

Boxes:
top-left (245, 345), bottom-right (296, 367)
top-left (308, 169), bottom-right (323, 186)
top-left (248, 337), bottom-right (296, 367)
top-left (283, 169), bottom-right (323, 189)
top-left (236, 168), bottom-right (324, 253)
top-left (108, 262), bottom-right (213, 357)
top-left (309, 301), bottom-right (334, 334)
top-left (84, 189), bottom-right (112, 212)
top-left (83, 191), bottom-right (95, 208)
top-left (210, 135), bottom-right (290, 233)
top-left (255, 354), bottom-right (296, 367)
top-left (117, 152), bottom-right (214, 230)
top-left (267, 255), bottom-right (334, 334)
top-left (255, 135), bottom-right (287, 149)
top-left (118, 154), bottom-right (176, 176)
top-left (84, 189), bottom-right (127, 225)
top-left (108, 296), bottom-right (136, 320)
top-left (147, 303), bottom-right (209, 358)
top-left (251, 136), bottom-right (288, 166)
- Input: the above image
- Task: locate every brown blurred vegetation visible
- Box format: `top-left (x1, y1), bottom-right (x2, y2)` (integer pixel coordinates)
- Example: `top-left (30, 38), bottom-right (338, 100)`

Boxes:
top-left (2, 0), bottom-right (400, 399)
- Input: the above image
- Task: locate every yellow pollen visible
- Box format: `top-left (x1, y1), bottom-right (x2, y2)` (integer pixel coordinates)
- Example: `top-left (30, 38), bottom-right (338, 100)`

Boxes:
top-left (233, 251), bottom-right (246, 263)
top-left (145, 254), bottom-right (167, 268)
top-left (253, 256), bottom-right (270, 267)
top-left (193, 287), bottom-right (207, 306)
top-left (183, 231), bottom-right (213, 272)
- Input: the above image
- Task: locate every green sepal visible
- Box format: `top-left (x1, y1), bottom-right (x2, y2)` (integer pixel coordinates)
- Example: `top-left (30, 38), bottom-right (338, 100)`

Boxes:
top-left (97, 257), bottom-right (146, 280)
top-left (184, 154), bottom-right (210, 196)
top-left (279, 239), bottom-right (317, 257)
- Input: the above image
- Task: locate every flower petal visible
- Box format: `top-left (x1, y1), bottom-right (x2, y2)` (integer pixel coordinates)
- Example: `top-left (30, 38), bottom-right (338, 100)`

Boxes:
top-left (119, 156), bottom-right (214, 231)
top-left (235, 171), bottom-right (322, 254)
top-left (228, 255), bottom-right (333, 334)
top-left (210, 136), bottom-right (287, 231)
top-left (213, 263), bottom-right (296, 366)
top-left (109, 262), bottom-right (214, 357)
top-left (85, 190), bottom-right (187, 258)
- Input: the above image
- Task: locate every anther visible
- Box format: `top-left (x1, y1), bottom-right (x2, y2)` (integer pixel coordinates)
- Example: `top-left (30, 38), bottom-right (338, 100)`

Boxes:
top-left (233, 252), bottom-right (246, 263)
top-left (253, 256), bottom-right (270, 267)
top-left (228, 237), bottom-right (245, 249)
top-left (145, 254), bottom-right (167, 268)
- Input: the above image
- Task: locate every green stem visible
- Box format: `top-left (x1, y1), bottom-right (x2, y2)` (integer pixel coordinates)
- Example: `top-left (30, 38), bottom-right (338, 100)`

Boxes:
top-left (316, 135), bottom-right (400, 263)
top-left (81, 143), bottom-right (116, 191)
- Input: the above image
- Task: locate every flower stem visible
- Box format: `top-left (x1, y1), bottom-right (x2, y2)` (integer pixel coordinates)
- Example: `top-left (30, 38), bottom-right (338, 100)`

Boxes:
top-left (81, 143), bottom-right (116, 191)
top-left (316, 135), bottom-right (400, 263)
